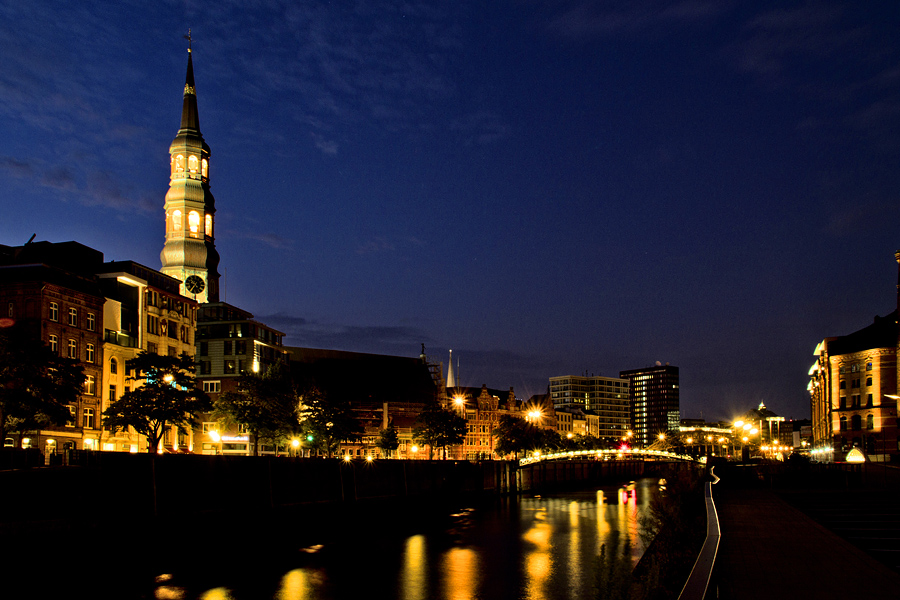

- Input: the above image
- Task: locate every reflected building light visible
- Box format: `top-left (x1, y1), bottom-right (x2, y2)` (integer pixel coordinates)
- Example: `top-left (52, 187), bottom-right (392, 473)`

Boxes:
top-left (155, 585), bottom-right (186, 600)
top-left (276, 568), bottom-right (326, 600)
top-left (568, 501), bottom-right (581, 590)
top-left (199, 588), bottom-right (234, 600)
top-left (442, 547), bottom-right (478, 600)
top-left (401, 535), bottom-right (427, 600)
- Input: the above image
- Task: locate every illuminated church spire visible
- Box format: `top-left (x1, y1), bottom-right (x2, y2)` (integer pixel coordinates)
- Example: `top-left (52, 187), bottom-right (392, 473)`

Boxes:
top-left (160, 34), bottom-right (221, 303)
top-left (446, 349), bottom-right (456, 388)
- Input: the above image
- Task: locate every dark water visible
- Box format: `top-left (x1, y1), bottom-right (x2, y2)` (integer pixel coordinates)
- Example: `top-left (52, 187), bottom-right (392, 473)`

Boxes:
top-left (142, 479), bottom-right (656, 600)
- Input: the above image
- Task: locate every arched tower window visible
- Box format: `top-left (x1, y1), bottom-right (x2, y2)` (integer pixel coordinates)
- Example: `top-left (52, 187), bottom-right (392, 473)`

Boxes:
top-left (188, 155), bottom-right (199, 173)
top-left (188, 211), bottom-right (201, 237)
top-left (866, 414), bottom-right (874, 430)
top-left (172, 210), bottom-right (182, 232)
top-left (201, 158), bottom-right (208, 178)
top-left (110, 357), bottom-right (118, 375)
top-left (170, 156), bottom-right (175, 175)
top-left (175, 155), bottom-right (185, 172)
top-left (205, 214), bottom-right (213, 238)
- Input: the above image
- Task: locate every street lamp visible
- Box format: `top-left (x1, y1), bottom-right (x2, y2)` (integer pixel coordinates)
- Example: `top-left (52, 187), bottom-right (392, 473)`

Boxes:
top-left (291, 438), bottom-right (300, 457)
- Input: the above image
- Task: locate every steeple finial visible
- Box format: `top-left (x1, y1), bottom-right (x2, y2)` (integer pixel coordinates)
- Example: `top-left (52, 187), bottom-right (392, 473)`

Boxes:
top-left (184, 29), bottom-right (192, 53)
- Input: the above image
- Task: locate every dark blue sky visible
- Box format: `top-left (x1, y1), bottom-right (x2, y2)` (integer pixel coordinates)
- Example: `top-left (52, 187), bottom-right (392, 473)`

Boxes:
top-left (1, 1), bottom-right (899, 421)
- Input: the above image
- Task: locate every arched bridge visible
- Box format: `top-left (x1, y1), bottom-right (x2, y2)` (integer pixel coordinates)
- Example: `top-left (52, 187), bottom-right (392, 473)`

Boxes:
top-left (518, 447), bottom-right (705, 466)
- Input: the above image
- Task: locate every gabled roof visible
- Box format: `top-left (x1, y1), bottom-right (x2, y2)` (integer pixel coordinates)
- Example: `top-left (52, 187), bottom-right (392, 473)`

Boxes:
top-left (828, 311), bottom-right (898, 356)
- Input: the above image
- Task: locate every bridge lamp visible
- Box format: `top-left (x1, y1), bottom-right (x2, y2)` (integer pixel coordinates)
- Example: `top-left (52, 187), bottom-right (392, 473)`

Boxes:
top-left (734, 421), bottom-right (744, 429)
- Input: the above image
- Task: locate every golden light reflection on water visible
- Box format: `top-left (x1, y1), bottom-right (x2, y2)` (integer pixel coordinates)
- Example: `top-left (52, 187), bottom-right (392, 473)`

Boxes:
top-left (567, 501), bottom-right (581, 592)
top-left (199, 587), bottom-right (233, 600)
top-left (276, 567), bottom-right (326, 600)
top-left (401, 534), bottom-right (428, 600)
top-left (523, 506), bottom-right (552, 600)
top-left (441, 547), bottom-right (478, 600)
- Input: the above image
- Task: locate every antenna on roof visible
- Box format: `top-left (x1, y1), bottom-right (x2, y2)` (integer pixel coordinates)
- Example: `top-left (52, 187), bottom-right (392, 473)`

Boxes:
top-left (25, 234), bottom-right (36, 244)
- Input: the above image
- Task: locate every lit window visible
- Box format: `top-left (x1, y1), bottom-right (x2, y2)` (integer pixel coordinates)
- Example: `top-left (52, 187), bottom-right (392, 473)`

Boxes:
top-left (49, 302), bottom-right (58, 322)
top-left (188, 211), bottom-right (200, 236)
top-left (83, 408), bottom-right (95, 429)
top-left (67, 405), bottom-right (76, 427)
top-left (48, 335), bottom-right (58, 353)
top-left (86, 313), bottom-right (95, 331)
top-left (85, 343), bottom-right (94, 363)
top-left (110, 357), bottom-right (117, 374)
top-left (84, 375), bottom-right (96, 395)
top-left (866, 414), bottom-right (874, 430)
top-left (172, 210), bottom-right (182, 232)
top-left (201, 158), bottom-right (208, 178)
top-left (188, 155), bottom-right (199, 173)
top-left (205, 214), bottom-right (212, 237)
top-left (203, 381), bottom-right (221, 393)
top-left (175, 155), bottom-right (184, 172)
top-left (67, 339), bottom-right (77, 359)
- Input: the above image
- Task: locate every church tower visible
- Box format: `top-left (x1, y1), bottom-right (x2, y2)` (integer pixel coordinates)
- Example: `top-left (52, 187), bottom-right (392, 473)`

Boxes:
top-left (160, 42), bottom-right (221, 303)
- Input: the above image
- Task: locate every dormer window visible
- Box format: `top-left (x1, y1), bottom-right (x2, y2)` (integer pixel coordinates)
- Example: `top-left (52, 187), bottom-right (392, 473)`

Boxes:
top-left (188, 155), bottom-right (199, 173)
top-left (188, 211), bottom-right (201, 237)
top-left (172, 210), bottom-right (183, 232)
top-left (201, 158), bottom-right (208, 178)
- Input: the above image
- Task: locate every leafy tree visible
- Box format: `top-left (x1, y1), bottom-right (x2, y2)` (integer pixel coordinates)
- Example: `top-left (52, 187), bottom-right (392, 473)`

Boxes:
top-left (213, 362), bottom-right (299, 455)
top-left (376, 425), bottom-right (400, 458)
top-left (0, 322), bottom-right (84, 447)
top-left (102, 351), bottom-right (210, 454)
top-left (493, 414), bottom-right (560, 458)
top-left (298, 386), bottom-right (363, 458)
top-left (412, 404), bottom-right (466, 459)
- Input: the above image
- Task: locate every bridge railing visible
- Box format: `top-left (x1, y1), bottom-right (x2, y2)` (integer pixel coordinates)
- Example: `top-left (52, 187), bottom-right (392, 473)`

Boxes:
top-left (519, 447), bottom-right (703, 466)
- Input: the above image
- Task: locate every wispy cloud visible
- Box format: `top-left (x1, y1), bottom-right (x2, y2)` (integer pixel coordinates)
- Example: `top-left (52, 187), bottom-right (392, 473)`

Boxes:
top-left (258, 312), bottom-right (432, 351)
top-left (545, 0), bottom-right (726, 40)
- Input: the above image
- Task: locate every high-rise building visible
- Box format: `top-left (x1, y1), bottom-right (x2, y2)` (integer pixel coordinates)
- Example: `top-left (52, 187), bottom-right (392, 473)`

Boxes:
top-left (548, 374), bottom-right (630, 439)
top-left (159, 45), bottom-right (220, 303)
top-left (619, 364), bottom-right (680, 447)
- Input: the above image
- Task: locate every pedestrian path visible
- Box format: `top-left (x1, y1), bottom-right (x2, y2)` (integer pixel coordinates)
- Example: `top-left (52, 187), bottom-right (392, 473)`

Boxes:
top-left (710, 486), bottom-right (900, 599)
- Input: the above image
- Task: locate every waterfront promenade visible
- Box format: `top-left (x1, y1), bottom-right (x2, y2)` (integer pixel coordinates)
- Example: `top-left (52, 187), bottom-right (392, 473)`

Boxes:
top-left (709, 463), bottom-right (900, 599)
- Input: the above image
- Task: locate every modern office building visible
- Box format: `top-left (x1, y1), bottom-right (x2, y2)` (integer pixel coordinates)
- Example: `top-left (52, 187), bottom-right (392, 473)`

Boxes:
top-left (548, 374), bottom-right (630, 439)
top-left (619, 364), bottom-right (680, 447)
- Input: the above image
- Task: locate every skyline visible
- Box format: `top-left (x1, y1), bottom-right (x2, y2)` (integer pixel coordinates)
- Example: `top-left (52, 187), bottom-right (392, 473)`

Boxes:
top-left (1, 1), bottom-right (899, 421)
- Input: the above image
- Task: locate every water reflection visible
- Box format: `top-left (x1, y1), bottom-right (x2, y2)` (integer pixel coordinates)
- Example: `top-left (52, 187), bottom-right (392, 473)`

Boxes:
top-left (161, 479), bottom-right (657, 600)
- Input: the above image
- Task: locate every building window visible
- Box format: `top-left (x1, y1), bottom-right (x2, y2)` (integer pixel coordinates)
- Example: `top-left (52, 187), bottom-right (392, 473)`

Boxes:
top-left (110, 357), bottom-right (118, 374)
top-left (109, 384), bottom-right (117, 402)
top-left (67, 339), bottom-right (77, 359)
top-left (7, 302), bottom-right (13, 317)
top-left (188, 211), bottom-right (201, 237)
top-left (236, 341), bottom-right (246, 355)
top-left (84, 375), bottom-right (96, 396)
top-left (148, 342), bottom-right (158, 355)
top-left (173, 209), bottom-right (183, 231)
top-left (866, 377), bottom-right (872, 387)
top-left (168, 346), bottom-right (177, 358)
top-left (188, 155), bottom-right (199, 173)
top-left (224, 341), bottom-right (233, 355)
top-left (867, 394), bottom-right (874, 408)
top-left (839, 416), bottom-right (847, 431)
top-left (168, 321), bottom-right (178, 339)
top-left (839, 396), bottom-right (846, 409)
top-left (866, 414), bottom-right (874, 430)
top-left (85, 343), bottom-right (95, 363)
top-left (83, 408), bottom-right (94, 429)
top-left (147, 315), bottom-right (159, 335)
top-left (852, 379), bottom-right (860, 388)
top-left (67, 405), bottom-right (76, 427)
top-left (200, 361), bottom-right (211, 375)
top-left (48, 335), bottom-right (58, 354)
top-left (852, 395), bottom-right (861, 408)
top-left (202, 422), bottom-right (216, 434)
top-left (68, 307), bottom-right (78, 327)
top-left (224, 360), bottom-right (236, 374)
top-left (866, 362), bottom-right (873, 371)
top-left (202, 381), bottom-right (221, 393)
top-left (851, 415), bottom-right (861, 431)
top-left (839, 380), bottom-right (846, 390)
top-left (200, 342), bottom-right (208, 357)
top-left (86, 313), bottom-right (95, 331)
top-left (49, 302), bottom-right (58, 322)
top-left (205, 213), bottom-right (212, 235)
top-left (147, 290), bottom-right (159, 307)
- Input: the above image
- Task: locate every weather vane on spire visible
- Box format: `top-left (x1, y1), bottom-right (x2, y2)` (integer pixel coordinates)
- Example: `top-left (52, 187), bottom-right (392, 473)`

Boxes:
top-left (184, 28), bottom-right (192, 52)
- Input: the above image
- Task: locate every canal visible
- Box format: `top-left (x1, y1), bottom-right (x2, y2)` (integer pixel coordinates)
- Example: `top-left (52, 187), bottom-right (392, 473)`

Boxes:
top-left (134, 477), bottom-right (659, 600)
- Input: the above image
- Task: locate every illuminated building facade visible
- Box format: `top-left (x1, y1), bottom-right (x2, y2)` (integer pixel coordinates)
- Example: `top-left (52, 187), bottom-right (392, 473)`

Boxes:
top-left (96, 261), bottom-right (198, 453)
top-left (549, 374), bottom-right (630, 439)
top-left (195, 303), bottom-right (288, 455)
top-left (809, 312), bottom-right (898, 462)
top-left (619, 364), bottom-right (680, 447)
top-left (159, 46), bottom-right (220, 304)
top-left (0, 242), bottom-right (105, 453)
top-left (447, 385), bottom-right (519, 460)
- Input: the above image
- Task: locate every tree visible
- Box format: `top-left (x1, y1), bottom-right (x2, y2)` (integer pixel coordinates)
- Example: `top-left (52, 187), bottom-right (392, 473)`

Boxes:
top-left (298, 386), bottom-right (362, 458)
top-left (213, 362), bottom-right (299, 455)
top-left (102, 351), bottom-right (210, 454)
top-left (0, 322), bottom-right (84, 447)
top-left (493, 414), bottom-right (559, 459)
top-left (376, 425), bottom-right (400, 458)
top-left (412, 404), bottom-right (466, 460)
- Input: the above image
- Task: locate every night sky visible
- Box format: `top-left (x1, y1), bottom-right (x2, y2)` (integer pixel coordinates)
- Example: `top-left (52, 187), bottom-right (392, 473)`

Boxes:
top-left (2, 1), bottom-right (899, 422)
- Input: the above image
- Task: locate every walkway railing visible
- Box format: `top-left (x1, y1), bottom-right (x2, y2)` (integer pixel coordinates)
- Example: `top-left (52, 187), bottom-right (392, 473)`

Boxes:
top-left (677, 467), bottom-right (721, 600)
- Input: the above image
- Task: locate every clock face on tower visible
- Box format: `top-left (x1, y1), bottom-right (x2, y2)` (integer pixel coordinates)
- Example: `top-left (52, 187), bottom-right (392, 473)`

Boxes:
top-left (185, 275), bottom-right (206, 295)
